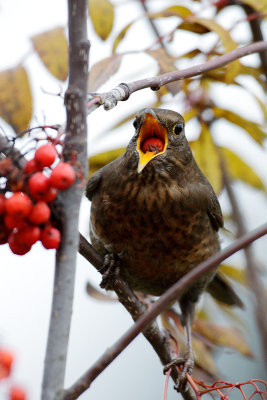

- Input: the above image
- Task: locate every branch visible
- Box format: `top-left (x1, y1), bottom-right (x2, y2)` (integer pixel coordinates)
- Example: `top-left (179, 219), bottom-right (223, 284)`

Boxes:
top-left (87, 41), bottom-right (267, 112)
top-left (220, 159), bottom-right (267, 369)
top-left (41, 2), bottom-right (89, 400)
top-left (62, 224), bottom-right (267, 399)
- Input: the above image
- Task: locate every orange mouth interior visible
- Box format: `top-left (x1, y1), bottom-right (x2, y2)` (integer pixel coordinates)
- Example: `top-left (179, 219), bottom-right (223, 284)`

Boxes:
top-left (136, 113), bottom-right (168, 173)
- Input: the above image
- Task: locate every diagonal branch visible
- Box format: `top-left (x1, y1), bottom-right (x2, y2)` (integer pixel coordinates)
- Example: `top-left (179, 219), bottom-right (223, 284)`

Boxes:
top-left (87, 41), bottom-right (267, 113)
top-left (62, 224), bottom-right (267, 400)
top-left (41, 1), bottom-right (89, 399)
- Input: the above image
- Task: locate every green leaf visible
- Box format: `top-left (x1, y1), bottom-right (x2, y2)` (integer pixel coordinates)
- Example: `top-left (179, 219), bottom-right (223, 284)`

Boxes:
top-left (88, 54), bottom-right (122, 91)
top-left (0, 65), bottom-right (32, 133)
top-left (89, 148), bottom-right (125, 176)
top-left (190, 123), bottom-right (222, 194)
top-left (89, 0), bottom-right (114, 40)
top-left (112, 22), bottom-right (134, 53)
top-left (220, 146), bottom-right (266, 191)
top-left (31, 27), bottom-right (68, 81)
top-left (213, 107), bottom-right (266, 145)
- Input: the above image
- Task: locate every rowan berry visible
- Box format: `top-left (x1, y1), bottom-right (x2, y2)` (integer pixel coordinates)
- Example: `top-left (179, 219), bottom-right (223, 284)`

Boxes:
top-left (34, 143), bottom-right (57, 168)
top-left (41, 187), bottom-right (58, 203)
top-left (28, 172), bottom-right (50, 200)
top-left (4, 214), bottom-right (26, 230)
top-left (9, 386), bottom-right (26, 400)
top-left (28, 201), bottom-right (51, 225)
top-left (0, 222), bottom-right (11, 244)
top-left (5, 192), bottom-right (32, 218)
top-left (50, 162), bottom-right (75, 190)
top-left (18, 225), bottom-right (41, 246)
top-left (0, 349), bottom-right (14, 371)
top-left (41, 226), bottom-right (61, 249)
top-left (0, 194), bottom-right (5, 215)
top-left (8, 231), bottom-right (31, 255)
top-left (24, 159), bottom-right (39, 174)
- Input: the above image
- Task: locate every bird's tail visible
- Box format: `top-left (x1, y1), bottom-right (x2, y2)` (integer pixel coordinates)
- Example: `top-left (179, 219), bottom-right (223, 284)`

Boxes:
top-left (207, 273), bottom-right (244, 308)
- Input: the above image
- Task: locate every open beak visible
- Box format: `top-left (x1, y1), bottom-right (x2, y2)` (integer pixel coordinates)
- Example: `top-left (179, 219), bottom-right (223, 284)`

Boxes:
top-left (136, 113), bottom-right (168, 173)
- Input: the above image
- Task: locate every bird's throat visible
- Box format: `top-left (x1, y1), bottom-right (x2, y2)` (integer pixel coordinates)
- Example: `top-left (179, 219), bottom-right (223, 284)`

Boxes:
top-left (136, 113), bottom-right (168, 173)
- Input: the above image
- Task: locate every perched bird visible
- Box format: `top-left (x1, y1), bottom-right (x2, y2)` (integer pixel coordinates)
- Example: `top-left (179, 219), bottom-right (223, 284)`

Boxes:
top-left (86, 108), bottom-right (242, 388)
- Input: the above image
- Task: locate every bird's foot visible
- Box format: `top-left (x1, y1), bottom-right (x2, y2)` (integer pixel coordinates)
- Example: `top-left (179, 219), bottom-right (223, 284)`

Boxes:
top-left (163, 353), bottom-right (194, 392)
top-left (99, 253), bottom-right (121, 291)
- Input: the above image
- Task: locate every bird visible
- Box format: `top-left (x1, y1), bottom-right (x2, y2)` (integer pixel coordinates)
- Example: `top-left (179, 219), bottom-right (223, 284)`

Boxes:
top-left (86, 108), bottom-right (242, 389)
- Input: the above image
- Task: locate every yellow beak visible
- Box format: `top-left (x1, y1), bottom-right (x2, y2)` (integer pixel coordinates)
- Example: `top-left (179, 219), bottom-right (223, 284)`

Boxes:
top-left (136, 113), bottom-right (168, 173)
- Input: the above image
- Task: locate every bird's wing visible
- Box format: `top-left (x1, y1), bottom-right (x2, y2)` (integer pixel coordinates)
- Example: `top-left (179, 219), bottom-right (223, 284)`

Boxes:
top-left (86, 169), bottom-right (102, 200)
top-left (207, 189), bottom-right (224, 231)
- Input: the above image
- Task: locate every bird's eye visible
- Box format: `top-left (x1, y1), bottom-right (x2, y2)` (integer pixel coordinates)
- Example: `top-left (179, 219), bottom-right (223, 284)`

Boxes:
top-left (133, 118), bottom-right (137, 129)
top-left (173, 122), bottom-right (184, 135)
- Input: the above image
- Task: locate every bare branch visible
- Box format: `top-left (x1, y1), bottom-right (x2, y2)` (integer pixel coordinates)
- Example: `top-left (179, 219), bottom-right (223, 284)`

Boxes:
top-left (41, 2), bottom-right (89, 399)
top-left (62, 224), bottom-right (267, 399)
top-left (87, 41), bottom-right (267, 112)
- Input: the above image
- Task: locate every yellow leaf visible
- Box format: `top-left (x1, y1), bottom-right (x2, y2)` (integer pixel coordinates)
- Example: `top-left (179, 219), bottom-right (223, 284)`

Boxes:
top-left (190, 124), bottom-right (222, 194)
top-left (240, 0), bottom-right (267, 14)
top-left (219, 264), bottom-right (248, 286)
top-left (239, 64), bottom-right (266, 91)
top-left (183, 108), bottom-right (198, 122)
top-left (112, 21), bottom-right (134, 53)
top-left (147, 48), bottom-right (181, 95)
top-left (193, 319), bottom-right (252, 356)
top-left (184, 17), bottom-right (240, 82)
top-left (31, 27), bottom-right (68, 81)
top-left (220, 146), bottom-right (266, 191)
top-left (178, 21), bottom-right (210, 34)
top-left (89, 0), bottom-right (114, 41)
top-left (89, 147), bottom-right (125, 176)
top-left (213, 107), bottom-right (266, 144)
top-left (148, 5), bottom-right (193, 19)
top-left (88, 54), bottom-right (122, 91)
top-left (0, 65), bottom-right (32, 133)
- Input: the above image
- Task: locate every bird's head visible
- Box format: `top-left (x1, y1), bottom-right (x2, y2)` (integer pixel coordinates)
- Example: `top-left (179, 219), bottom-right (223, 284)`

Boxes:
top-left (127, 108), bottom-right (190, 173)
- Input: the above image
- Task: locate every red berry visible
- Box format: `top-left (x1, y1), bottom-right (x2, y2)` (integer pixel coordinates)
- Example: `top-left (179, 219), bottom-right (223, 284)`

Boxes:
top-left (0, 349), bottom-right (14, 370)
top-left (9, 386), bottom-right (26, 400)
top-left (142, 138), bottom-right (164, 153)
top-left (8, 231), bottom-right (31, 255)
top-left (18, 225), bottom-right (41, 246)
top-left (4, 214), bottom-right (26, 230)
top-left (5, 193), bottom-right (32, 218)
top-left (28, 172), bottom-right (51, 200)
top-left (0, 222), bottom-right (11, 244)
top-left (0, 194), bottom-right (5, 215)
top-left (41, 187), bottom-right (58, 203)
top-left (28, 202), bottom-right (51, 225)
top-left (50, 162), bottom-right (75, 190)
top-left (41, 226), bottom-right (61, 249)
top-left (34, 143), bottom-right (57, 168)
top-left (24, 158), bottom-right (39, 174)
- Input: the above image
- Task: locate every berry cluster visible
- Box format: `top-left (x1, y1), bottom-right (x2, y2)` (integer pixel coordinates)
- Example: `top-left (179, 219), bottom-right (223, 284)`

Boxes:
top-left (0, 348), bottom-right (26, 400)
top-left (0, 143), bottom-right (76, 255)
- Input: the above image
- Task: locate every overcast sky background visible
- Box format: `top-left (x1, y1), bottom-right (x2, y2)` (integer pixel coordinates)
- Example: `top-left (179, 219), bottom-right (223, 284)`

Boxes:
top-left (0, 1), bottom-right (266, 399)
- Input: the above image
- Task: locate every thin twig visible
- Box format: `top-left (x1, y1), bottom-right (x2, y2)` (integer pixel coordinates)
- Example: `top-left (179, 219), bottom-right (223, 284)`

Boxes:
top-left (87, 41), bottom-right (267, 112)
top-left (41, 1), bottom-right (89, 399)
top-left (62, 224), bottom-right (267, 400)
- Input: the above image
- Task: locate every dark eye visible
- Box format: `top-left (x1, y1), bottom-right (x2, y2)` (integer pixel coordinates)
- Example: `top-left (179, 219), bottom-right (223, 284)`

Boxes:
top-left (173, 122), bottom-right (183, 135)
top-left (133, 118), bottom-right (137, 129)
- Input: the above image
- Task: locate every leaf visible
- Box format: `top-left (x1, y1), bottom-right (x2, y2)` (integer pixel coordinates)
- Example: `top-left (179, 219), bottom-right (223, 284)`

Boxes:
top-left (219, 146), bottom-right (266, 191)
top-left (240, 0), bottom-right (267, 14)
top-left (31, 27), bottom-right (68, 81)
top-left (193, 319), bottom-right (253, 356)
top-left (219, 264), bottom-right (248, 286)
top-left (178, 22), bottom-right (210, 34)
top-left (147, 48), bottom-right (181, 95)
top-left (190, 124), bottom-right (222, 194)
top-left (239, 64), bottom-right (266, 92)
top-left (88, 54), bottom-right (122, 91)
top-left (0, 65), bottom-right (32, 133)
top-left (112, 21), bottom-right (134, 53)
top-left (89, 147), bottom-right (125, 176)
top-left (89, 0), bottom-right (114, 40)
top-left (148, 5), bottom-right (193, 19)
top-left (182, 17), bottom-right (240, 82)
top-left (212, 107), bottom-right (266, 145)
top-left (183, 108), bottom-right (198, 122)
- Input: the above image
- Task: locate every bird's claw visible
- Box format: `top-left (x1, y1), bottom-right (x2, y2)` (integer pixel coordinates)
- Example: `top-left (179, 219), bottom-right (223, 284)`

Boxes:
top-left (99, 253), bottom-right (121, 290)
top-left (163, 354), bottom-right (194, 392)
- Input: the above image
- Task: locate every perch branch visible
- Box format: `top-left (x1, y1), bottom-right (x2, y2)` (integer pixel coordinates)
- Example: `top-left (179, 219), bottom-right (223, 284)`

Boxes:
top-left (62, 224), bottom-right (267, 400)
top-left (87, 41), bottom-right (267, 112)
top-left (41, 1), bottom-right (89, 399)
